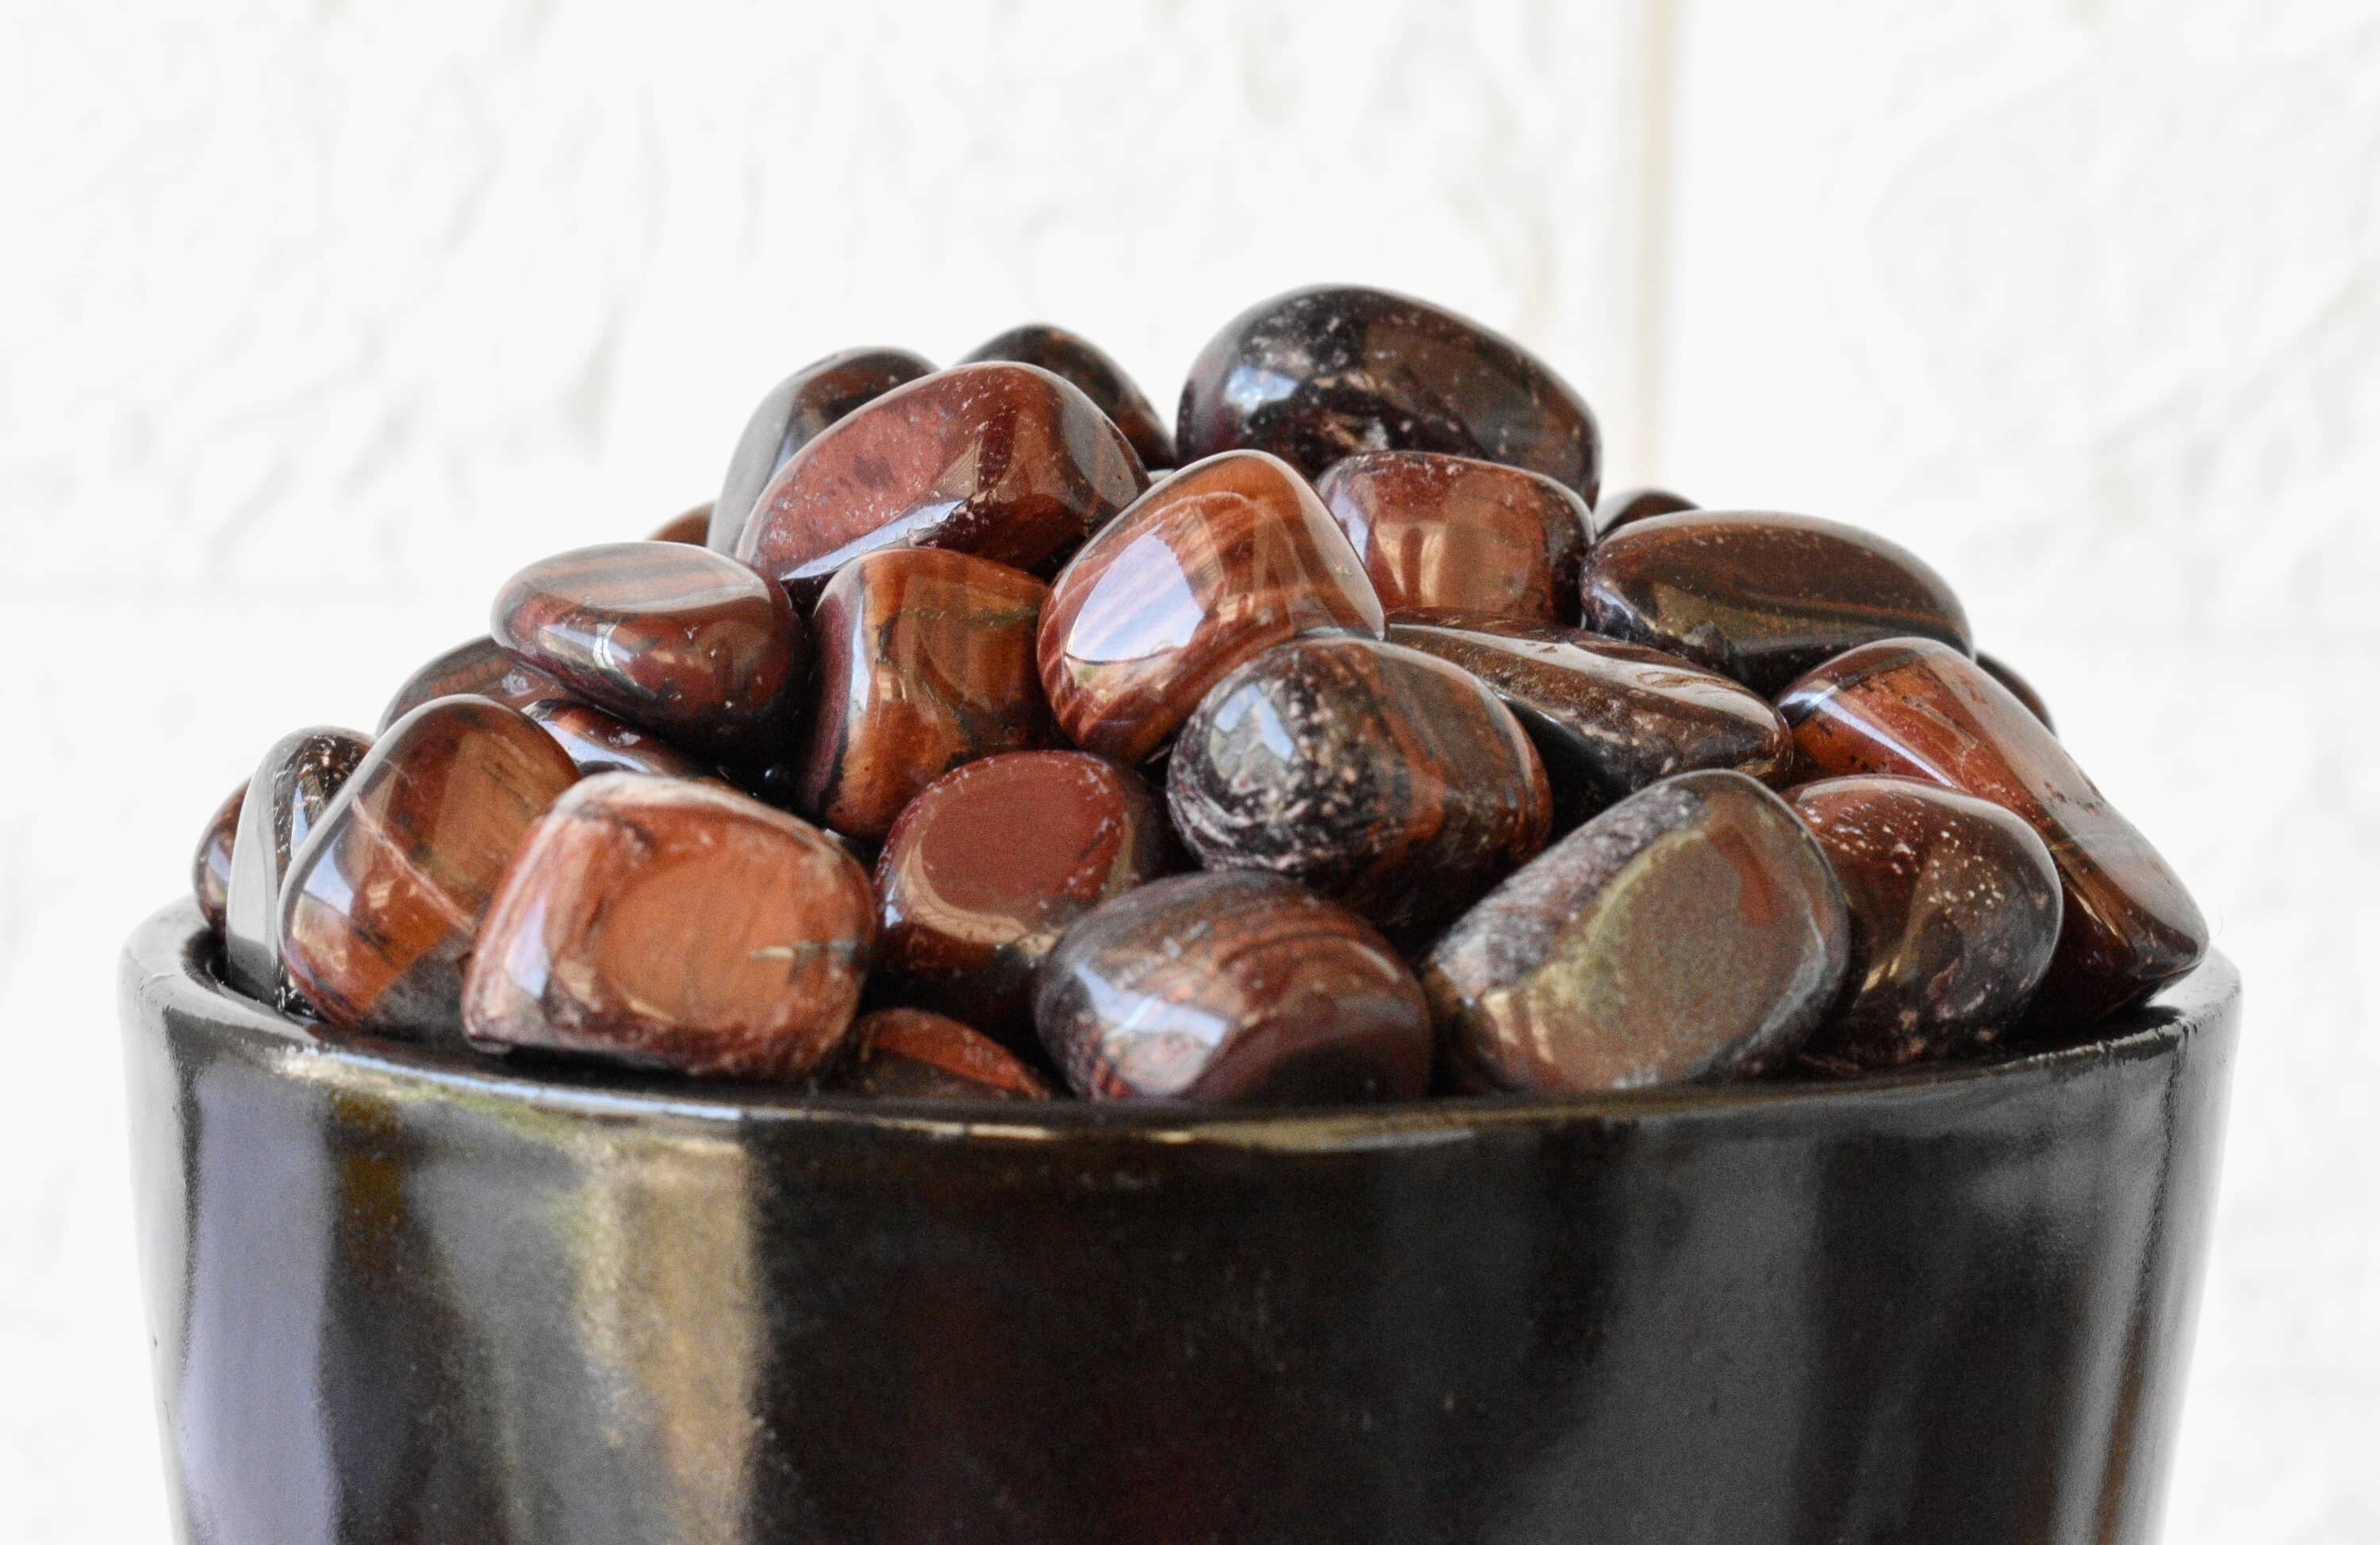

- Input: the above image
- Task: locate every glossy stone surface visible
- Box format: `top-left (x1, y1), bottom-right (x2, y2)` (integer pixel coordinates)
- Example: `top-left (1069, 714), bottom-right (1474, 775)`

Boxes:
top-left (875, 750), bottom-right (1177, 1047)
top-left (280, 697), bottom-right (580, 1041)
top-left (1779, 638), bottom-right (2207, 1022)
top-left (490, 541), bottom-right (805, 762)
top-left (1035, 871), bottom-right (1432, 1103)
top-left (1388, 617), bottom-right (1792, 830)
top-left (1038, 450), bottom-right (1385, 764)
top-left (961, 323), bottom-right (1175, 470)
top-left (1426, 770), bottom-right (1851, 1095)
top-left (1978, 650), bottom-right (2056, 732)
top-left (522, 698), bottom-right (715, 780)
top-left (737, 362), bottom-right (1146, 604)
top-left (463, 775), bottom-right (873, 1079)
top-left (1315, 450), bottom-right (1592, 625)
top-left (190, 784), bottom-right (243, 934)
top-left (1581, 512), bottom-right (1974, 695)
top-left (1788, 776), bottom-right (2064, 1070)
top-left (708, 347), bottom-right (936, 550)
top-left (821, 1008), bottom-right (1054, 1101)
top-left (797, 547), bottom-right (1056, 841)
top-left (1167, 636), bottom-right (1551, 944)
top-left (377, 636), bottom-right (567, 732)
top-left (1177, 285), bottom-right (1601, 500)
top-left (648, 503), bottom-right (713, 545)
top-left (222, 726), bottom-right (372, 1014)
top-left (1593, 485), bottom-right (1695, 536)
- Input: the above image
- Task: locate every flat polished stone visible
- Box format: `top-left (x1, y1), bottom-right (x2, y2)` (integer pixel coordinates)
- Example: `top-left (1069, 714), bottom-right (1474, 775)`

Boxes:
top-left (961, 324), bottom-right (1175, 470)
top-left (1779, 638), bottom-right (2206, 1022)
top-left (1177, 285), bottom-right (1601, 500)
top-left (1315, 450), bottom-right (1592, 626)
top-left (875, 750), bottom-right (1177, 1048)
top-left (1978, 650), bottom-right (2056, 733)
top-left (1038, 450), bottom-right (1385, 764)
top-left (797, 547), bottom-right (1057, 841)
top-left (708, 347), bottom-right (936, 550)
top-left (223, 726), bottom-right (373, 1014)
top-left (280, 697), bottom-right (580, 1041)
top-left (1581, 512), bottom-right (1975, 695)
top-left (1593, 485), bottom-right (1695, 537)
top-left (1425, 770), bottom-right (1850, 1095)
top-left (648, 504), bottom-right (713, 545)
top-left (1034, 871), bottom-right (1433, 1103)
top-left (737, 362), bottom-right (1146, 604)
top-left (522, 698), bottom-right (716, 780)
top-left (191, 783), bottom-right (244, 934)
top-left (1166, 635), bottom-right (1551, 945)
top-left (821, 1008), bottom-right (1054, 1101)
top-left (463, 775), bottom-right (874, 1079)
top-left (377, 637), bottom-right (568, 733)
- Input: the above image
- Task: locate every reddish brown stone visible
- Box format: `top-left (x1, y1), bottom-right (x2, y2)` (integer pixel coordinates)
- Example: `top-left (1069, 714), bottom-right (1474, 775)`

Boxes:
top-left (708, 347), bottom-right (936, 550)
top-left (280, 698), bottom-right (580, 1041)
top-left (1038, 450), bottom-right (1385, 764)
top-left (223, 726), bottom-right (373, 1014)
top-left (1978, 650), bottom-right (2056, 733)
top-left (961, 324), bottom-right (1174, 470)
top-left (1593, 485), bottom-right (1695, 536)
top-left (377, 637), bottom-right (567, 733)
top-left (1315, 450), bottom-right (1592, 626)
top-left (522, 699), bottom-right (716, 780)
top-left (1034, 872), bottom-right (1433, 1103)
top-left (821, 1008), bottom-right (1054, 1101)
top-left (648, 504), bottom-right (713, 545)
top-left (191, 783), bottom-right (244, 934)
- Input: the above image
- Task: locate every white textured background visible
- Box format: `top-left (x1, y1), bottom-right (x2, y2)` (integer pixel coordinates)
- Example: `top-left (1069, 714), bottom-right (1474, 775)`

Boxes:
top-left (3, 2), bottom-right (2375, 1540)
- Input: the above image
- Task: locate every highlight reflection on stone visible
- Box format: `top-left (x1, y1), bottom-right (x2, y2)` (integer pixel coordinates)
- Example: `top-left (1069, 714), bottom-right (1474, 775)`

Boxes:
top-left (1315, 450), bottom-right (1592, 626)
top-left (962, 324), bottom-right (1175, 470)
top-left (523, 699), bottom-right (716, 780)
top-left (708, 347), bottom-right (936, 550)
top-left (191, 783), bottom-right (244, 934)
top-left (223, 726), bottom-right (373, 1014)
top-left (821, 1008), bottom-right (1053, 1101)
top-left (377, 637), bottom-right (568, 732)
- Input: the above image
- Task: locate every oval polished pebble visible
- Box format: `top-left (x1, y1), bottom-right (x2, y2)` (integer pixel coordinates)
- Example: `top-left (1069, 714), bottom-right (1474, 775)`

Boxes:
top-left (1038, 450), bottom-right (1385, 764)
top-left (1166, 635), bottom-right (1551, 945)
top-left (1315, 450), bottom-right (1592, 626)
top-left (222, 726), bottom-right (373, 1013)
top-left (1388, 617), bottom-right (1792, 830)
top-left (1177, 285), bottom-right (1602, 500)
top-left (961, 323), bottom-right (1175, 470)
top-left (376, 636), bottom-right (568, 733)
top-left (708, 347), bottom-right (936, 550)
top-left (1425, 769), bottom-right (1851, 1095)
top-left (490, 541), bottom-right (805, 763)
top-left (1778, 638), bottom-right (2207, 1022)
top-left (737, 362), bottom-right (1147, 604)
top-left (1978, 650), bottom-right (2056, 733)
top-left (797, 546), bottom-right (1057, 841)
top-left (1580, 512), bottom-right (1975, 696)
top-left (1034, 871), bottom-right (1433, 1104)
top-left (280, 697), bottom-right (581, 1041)
top-left (648, 503), bottom-right (713, 545)
top-left (522, 698), bottom-right (715, 780)
top-left (1593, 485), bottom-right (1695, 537)
top-left (191, 783), bottom-right (244, 934)
top-left (463, 774), bottom-right (874, 1079)
top-left (1788, 776), bottom-right (2063, 1069)
top-left (820, 1008), bottom-right (1054, 1101)
top-left (875, 750), bottom-right (1177, 1047)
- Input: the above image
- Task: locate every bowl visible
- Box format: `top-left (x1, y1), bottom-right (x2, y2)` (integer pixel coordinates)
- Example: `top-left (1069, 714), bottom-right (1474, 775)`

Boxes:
top-left (121, 898), bottom-right (2237, 1545)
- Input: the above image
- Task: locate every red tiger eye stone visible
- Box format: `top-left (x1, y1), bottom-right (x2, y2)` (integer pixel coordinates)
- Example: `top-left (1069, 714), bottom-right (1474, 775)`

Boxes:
top-left (1034, 872), bottom-right (1433, 1104)
top-left (223, 726), bottom-right (374, 1014)
top-left (1038, 450), bottom-right (1385, 765)
top-left (736, 362), bottom-right (1147, 604)
top-left (797, 547), bottom-right (1057, 841)
top-left (191, 783), bottom-right (244, 934)
top-left (1593, 485), bottom-right (1695, 537)
top-left (522, 699), bottom-right (715, 780)
top-left (377, 637), bottom-right (568, 732)
top-left (822, 1008), bottom-right (1054, 1101)
top-left (648, 504), bottom-right (713, 545)
top-left (280, 697), bottom-right (581, 1041)
top-left (708, 347), bottom-right (936, 551)
top-left (1778, 638), bottom-right (2207, 1022)
top-left (961, 324), bottom-right (1175, 470)
top-left (1977, 650), bottom-right (2056, 733)
top-left (1315, 450), bottom-right (1592, 626)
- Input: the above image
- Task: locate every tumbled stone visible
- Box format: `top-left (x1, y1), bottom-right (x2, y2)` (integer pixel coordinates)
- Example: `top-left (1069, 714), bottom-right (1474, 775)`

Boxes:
top-left (1779, 638), bottom-right (2206, 1022)
top-left (463, 774), bottom-right (873, 1079)
top-left (377, 637), bottom-right (567, 732)
top-left (490, 541), bottom-right (805, 763)
top-left (708, 347), bottom-right (935, 550)
top-left (523, 698), bottom-right (715, 780)
top-left (737, 362), bottom-right (1146, 604)
top-left (1167, 635), bottom-right (1551, 945)
top-left (797, 546), bottom-right (1056, 841)
top-left (1593, 485), bottom-right (1695, 536)
top-left (1388, 617), bottom-right (1792, 830)
top-left (280, 697), bottom-right (580, 1041)
top-left (820, 1008), bottom-right (1054, 1101)
top-left (875, 750), bottom-right (1177, 1048)
top-left (191, 783), bottom-right (244, 934)
top-left (1580, 512), bottom-right (1974, 695)
top-left (1038, 450), bottom-right (1384, 764)
top-left (1978, 650), bottom-right (2056, 733)
top-left (1177, 285), bottom-right (1601, 500)
top-left (1426, 770), bottom-right (1851, 1094)
top-left (222, 726), bottom-right (373, 1014)
top-left (961, 323), bottom-right (1175, 470)
top-left (1315, 450), bottom-right (1592, 626)
top-left (648, 503), bottom-right (713, 545)
top-left (1035, 872), bottom-right (1432, 1103)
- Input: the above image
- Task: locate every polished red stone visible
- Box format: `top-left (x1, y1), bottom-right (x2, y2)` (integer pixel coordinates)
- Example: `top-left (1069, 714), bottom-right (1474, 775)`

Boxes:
top-left (223, 726), bottom-right (373, 1014)
top-left (1166, 635), bottom-right (1551, 945)
top-left (1178, 285), bottom-right (1601, 500)
top-left (961, 324), bottom-right (1175, 470)
top-left (875, 751), bottom-right (1177, 1048)
top-left (463, 775), bottom-right (874, 1079)
top-left (1038, 450), bottom-right (1385, 764)
top-left (1034, 872), bottom-right (1433, 1103)
top-left (797, 546), bottom-right (1057, 841)
top-left (648, 504), bottom-right (713, 545)
top-left (821, 1008), bottom-right (1054, 1101)
top-left (377, 637), bottom-right (567, 733)
top-left (1978, 650), bottom-right (2056, 733)
top-left (1778, 638), bottom-right (2206, 1022)
top-left (191, 783), bottom-right (244, 934)
top-left (490, 541), bottom-right (805, 762)
top-left (1593, 485), bottom-right (1695, 537)
top-left (708, 347), bottom-right (935, 550)
top-left (1314, 450), bottom-right (1592, 626)
top-left (522, 698), bottom-right (716, 780)
top-left (1581, 512), bottom-right (1974, 695)
top-left (1426, 770), bottom-right (1850, 1094)
top-left (737, 362), bottom-right (1147, 604)
top-left (280, 697), bottom-right (580, 1041)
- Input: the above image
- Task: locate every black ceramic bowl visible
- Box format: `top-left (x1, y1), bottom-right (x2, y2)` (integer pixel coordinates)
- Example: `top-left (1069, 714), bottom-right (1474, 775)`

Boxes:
top-left (122, 899), bottom-right (2236, 1545)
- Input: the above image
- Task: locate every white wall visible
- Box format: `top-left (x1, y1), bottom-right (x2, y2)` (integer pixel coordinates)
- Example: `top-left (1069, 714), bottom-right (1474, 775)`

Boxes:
top-left (2, 1), bottom-right (2373, 1539)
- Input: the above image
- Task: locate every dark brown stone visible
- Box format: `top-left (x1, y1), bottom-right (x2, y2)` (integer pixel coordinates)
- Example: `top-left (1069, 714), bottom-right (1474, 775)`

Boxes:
top-left (191, 783), bottom-right (243, 934)
top-left (1978, 650), bottom-right (2056, 733)
top-left (961, 324), bottom-right (1174, 470)
top-left (708, 347), bottom-right (936, 550)
top-left (821, 1008), bottom-right (1054, 1101)
top-left (522, 698), bottom-right (716, 780)
top-left (1315, 450), bottom-right (1592, 626)
top-left (223, 726), bottom-right (373, 1014)
top-left (377, 637), bottom-right (567, 733)
top-left (648, 504), bottom-right (713, 545)
top-left (1593, 485), bottom-right (1695, 536)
